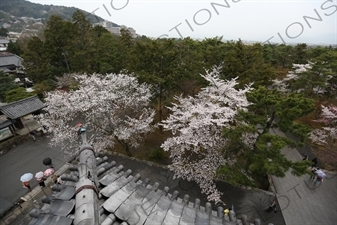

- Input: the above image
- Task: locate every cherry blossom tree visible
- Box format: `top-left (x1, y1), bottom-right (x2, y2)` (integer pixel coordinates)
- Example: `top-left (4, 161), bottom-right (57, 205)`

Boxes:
top-left (40, 73), bottom-right (155, 157)
top-left (309, 105), bottom-right (337, 168)
top-left (272, 63), bottom-right (312, 93)
top-left (273, 60), bottom-right (333, 97)
top-left (160, 66), bottom-right (252, 203)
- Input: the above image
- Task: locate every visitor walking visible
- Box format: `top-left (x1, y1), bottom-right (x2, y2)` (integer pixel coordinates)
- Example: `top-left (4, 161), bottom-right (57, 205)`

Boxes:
top-left (310, 167), bottom-right (318, 180)
top-left (29, 131), bottom-right (36, 141)
top-left (22, 181), bottom-right (31, 191)
top-left (314, 168), bottom-right (326, 185)
top-left (267, 200), bottom-right (277, 213)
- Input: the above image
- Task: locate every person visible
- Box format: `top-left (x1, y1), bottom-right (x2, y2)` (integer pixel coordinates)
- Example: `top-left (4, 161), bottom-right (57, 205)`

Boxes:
top-left (315, 175), bottom-right (324, 185)
top-left (50, 174), bottom-right (58, 184)
top-left (267, 200), bottom-right (277, 213)
top-left (39, 129), bottom-right (45, 138)
top-left (37, 178), bottom-right (46, 187)
top-left (302, 154), bottom-right (308, 160)
top-left (310, 167), bottom-right (318, 180)
top-left (311, 158), bottom-right (318, 168)
top-left (22, 181), bottom-right (31, 191)
top-left (42, 125), bottom-right (49, 133)
top-left (224, 208), bottom-right (230, 216)
top-left (314, 168), bottom-right (325, 185)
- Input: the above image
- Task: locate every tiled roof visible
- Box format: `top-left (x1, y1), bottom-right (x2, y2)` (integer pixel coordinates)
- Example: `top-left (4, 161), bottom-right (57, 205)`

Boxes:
top-left (0, 52), bottom-right (23, 68)
top-left (0, 39), bottom-right (9, 44)
top-left (27, 133), bottom-right (265, 225)
top-left (0, 96), bottom-right (46, 119)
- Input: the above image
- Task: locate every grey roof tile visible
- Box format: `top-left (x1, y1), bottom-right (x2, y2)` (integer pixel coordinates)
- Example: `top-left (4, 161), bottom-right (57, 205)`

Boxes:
top-left (0, 52), bottom-right (23, 67)
top-left (0, 95), bottom-right (46, 119)
top-left (27, 132), bottom-right (265, 225)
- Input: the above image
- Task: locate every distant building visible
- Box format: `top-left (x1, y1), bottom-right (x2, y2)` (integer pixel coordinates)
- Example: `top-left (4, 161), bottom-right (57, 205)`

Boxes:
top-left (95, 20), bottom-right (138, 38)
top-left (0, 39), bottom-right (9, 51)
top-left (8, 32), bottom-right (20, 42)
top-left (0, 52), bottom-right (23, 72)
top-left (0, 52), bottom-right (33, 87)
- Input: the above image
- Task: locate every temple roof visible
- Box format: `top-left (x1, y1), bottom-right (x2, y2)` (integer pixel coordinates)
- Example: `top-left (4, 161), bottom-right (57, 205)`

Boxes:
top-left (26, 132), bottom-right (268, 225)
top-left (0, 96), bottom-right (46, 119)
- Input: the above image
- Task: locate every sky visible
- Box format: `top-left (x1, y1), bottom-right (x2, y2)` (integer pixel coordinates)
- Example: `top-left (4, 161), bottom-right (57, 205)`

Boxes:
top-left (28, 0), bottom-right (337, 45)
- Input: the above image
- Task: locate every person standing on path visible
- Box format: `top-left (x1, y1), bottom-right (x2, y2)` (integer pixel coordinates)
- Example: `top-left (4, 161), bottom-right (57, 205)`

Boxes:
top-left (22, 181), bottom-right (31, 191)
top-left (36, 177), bottom-right (46, 187)
top-left (267, 200), bottom-right (277, 213)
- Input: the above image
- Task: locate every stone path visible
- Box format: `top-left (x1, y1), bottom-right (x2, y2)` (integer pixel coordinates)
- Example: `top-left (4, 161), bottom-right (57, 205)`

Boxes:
top-left (270, 128), bottom-right (337, 225)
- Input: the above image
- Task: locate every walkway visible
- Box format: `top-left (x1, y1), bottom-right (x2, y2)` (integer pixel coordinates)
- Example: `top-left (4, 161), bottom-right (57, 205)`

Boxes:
top-left (270, 128), bottom-right (337, 225)
top-left (15, 115), bottom-right (41, 136)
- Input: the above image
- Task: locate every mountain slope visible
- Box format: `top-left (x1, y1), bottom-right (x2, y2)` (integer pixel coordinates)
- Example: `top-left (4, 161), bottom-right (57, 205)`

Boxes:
top-left (0, 0), bottom-right (118, 32)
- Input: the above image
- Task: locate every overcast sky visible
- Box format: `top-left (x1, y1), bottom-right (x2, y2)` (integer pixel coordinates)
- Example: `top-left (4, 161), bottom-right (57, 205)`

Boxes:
top-left (28, 0), bottom-right (337, 45)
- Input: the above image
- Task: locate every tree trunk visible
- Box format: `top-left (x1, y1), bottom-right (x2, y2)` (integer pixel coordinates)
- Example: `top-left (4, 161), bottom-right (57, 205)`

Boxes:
top-left (114, 136), bottom-right (132, 157)
top-left (253, 111), bottom-right (277, 153)
top-left (263, 111), bottom-right (276, 134)
top-left (158, 85), bottom-right (163, 134)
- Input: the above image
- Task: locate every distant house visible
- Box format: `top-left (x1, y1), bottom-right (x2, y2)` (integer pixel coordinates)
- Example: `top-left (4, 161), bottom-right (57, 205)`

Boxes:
top-left (0, 39), bottom-right (9, 51)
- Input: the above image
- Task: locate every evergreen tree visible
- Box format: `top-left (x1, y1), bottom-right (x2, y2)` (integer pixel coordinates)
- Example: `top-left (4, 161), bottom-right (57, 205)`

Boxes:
top-left (218, 86), bottom-right (315, 186)
top-left (0, 71), bottom-right (18, 102)
top-left (221, 40), bottom-right (276, 88)
top-left (7, 40), bottom-right (23, 56)
top-left (5, 87), bottom-right (35, 103)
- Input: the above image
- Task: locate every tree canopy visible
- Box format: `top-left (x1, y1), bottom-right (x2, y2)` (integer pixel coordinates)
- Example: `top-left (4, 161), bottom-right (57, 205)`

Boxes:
top-left (0, 71), bottom-right (18, 102)
top-left (160, 66), bottom-right (252, 203)
top-left (38, 73), bottom-right (155, 157)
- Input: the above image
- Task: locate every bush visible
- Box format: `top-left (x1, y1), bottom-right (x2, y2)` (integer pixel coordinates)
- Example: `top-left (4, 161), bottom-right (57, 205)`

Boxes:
top-left (148, 148), bottom-right (164, 160)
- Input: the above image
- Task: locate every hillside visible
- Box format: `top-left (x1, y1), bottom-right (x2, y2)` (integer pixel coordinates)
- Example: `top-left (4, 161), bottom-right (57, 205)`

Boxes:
top-left (0, 0), bottom-right (118, 32)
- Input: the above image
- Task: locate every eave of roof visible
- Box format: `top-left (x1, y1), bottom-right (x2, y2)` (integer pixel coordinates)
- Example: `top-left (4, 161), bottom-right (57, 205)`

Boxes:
top-left (0, 120), bottom-right (12, 130)
top-left (0, 95), bottom-right (46, 119)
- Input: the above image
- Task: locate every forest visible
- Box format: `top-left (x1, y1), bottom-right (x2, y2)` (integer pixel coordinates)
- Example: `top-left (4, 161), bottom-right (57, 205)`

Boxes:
top-left (3, 10), bottom-right (337, 203)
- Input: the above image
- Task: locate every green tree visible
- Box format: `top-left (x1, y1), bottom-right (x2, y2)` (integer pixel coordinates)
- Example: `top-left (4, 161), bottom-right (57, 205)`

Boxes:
top-left (0, 71), bottom-right (18, 102)
top-left (275, 44), bottom-right (295, 69)
top-left (200, 37), bottom-right (226, 68)
top-left (67, 10), bottom-right (95, 73)
top-left (287, 50), bottom-right (337, 98)
top-left (218, 86), bottom-right (315, 187)
top-left (93, 33), bottom-right (120, 74)
top-left (128, 38), bottom-right (183, 126)
top-left (116, 28), bottom-right (134, 70)
top-left (43, 15), bottom-right (73, 75)
top-left (33, 80), bottom-right (54, 100)
top-left (293, 43), bottom-right (308, 64)
top-left (7, 40), bottom-right (23, 56)
top-left (23, 36), bottom-right (47, 83)
top-left (221, 40), bottom-right (276, 88)
top-left (0, 27), bottom-right (9, 37)
top-left (173, 37), bottom-right (206, 96)
top-left (5, 87), bottom-right (35, 103)
top-left (93, 25), bottom-right (110, 38)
